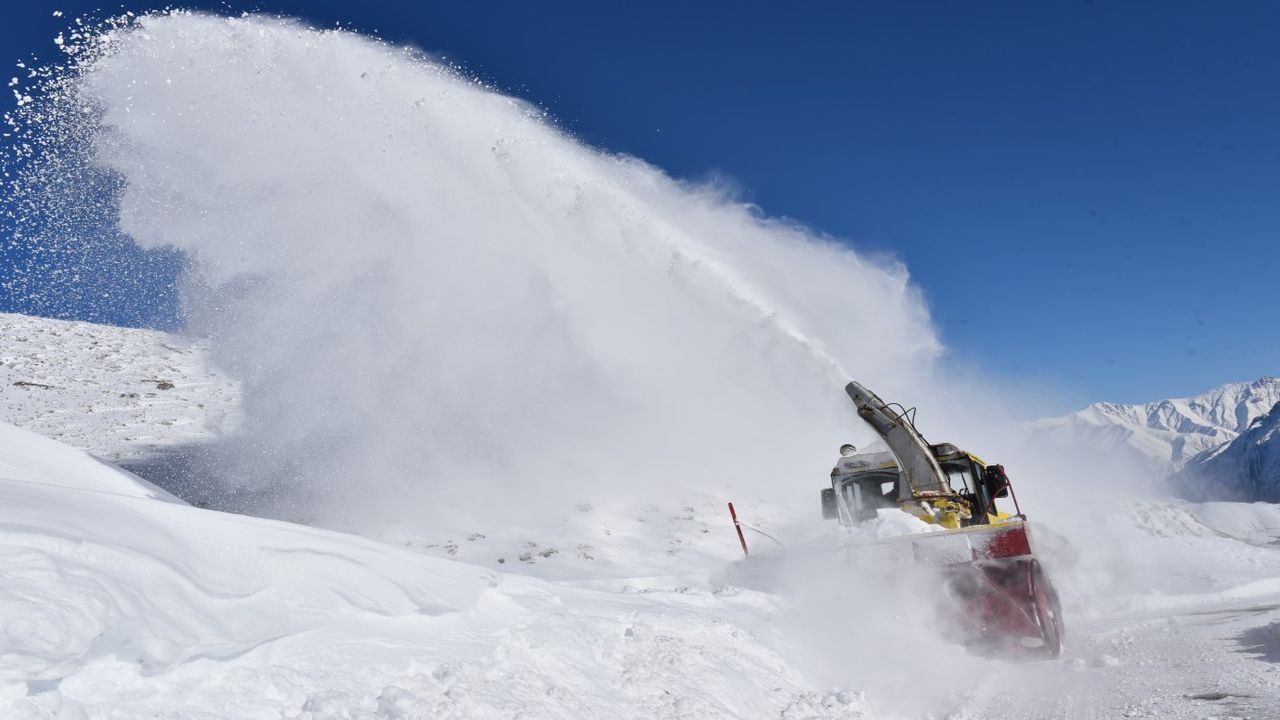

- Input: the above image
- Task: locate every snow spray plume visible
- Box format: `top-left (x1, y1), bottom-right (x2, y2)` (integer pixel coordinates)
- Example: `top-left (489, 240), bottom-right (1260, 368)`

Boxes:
top-left (7, 11), bottom-right (941, 528)
top-left (1, 13), bottom-right (184, 330)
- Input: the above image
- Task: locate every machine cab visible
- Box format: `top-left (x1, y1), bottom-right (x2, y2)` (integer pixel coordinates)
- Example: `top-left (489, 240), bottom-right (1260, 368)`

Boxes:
top-left (820, 443), bottom-right (1012, 529)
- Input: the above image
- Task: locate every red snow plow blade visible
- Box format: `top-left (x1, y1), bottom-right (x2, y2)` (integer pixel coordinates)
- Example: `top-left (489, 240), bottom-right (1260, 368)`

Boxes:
top-left (934, 523), bottom-right (1065, 658)
top-left (847, 521), bottom-right (1065, 658)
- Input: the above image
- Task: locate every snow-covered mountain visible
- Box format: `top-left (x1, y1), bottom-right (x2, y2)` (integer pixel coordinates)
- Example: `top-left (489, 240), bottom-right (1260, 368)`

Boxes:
top-left (1034, 376), bottom-right (1280, 470)
top-left (1177, 400), bottom-right (1280, 502)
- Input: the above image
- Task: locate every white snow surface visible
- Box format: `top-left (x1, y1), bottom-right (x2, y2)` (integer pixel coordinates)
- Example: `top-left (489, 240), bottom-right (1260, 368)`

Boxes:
top-left (0, 312), bottom-right (239, 461)
top-left (866, 508), bottom-right (942, 538)
top-left (1, 421), bottom-right (851, 720)
top-left (3, 400), bottom-right (1280, 718)
top-left (0, 420), bottom-right (176, 502)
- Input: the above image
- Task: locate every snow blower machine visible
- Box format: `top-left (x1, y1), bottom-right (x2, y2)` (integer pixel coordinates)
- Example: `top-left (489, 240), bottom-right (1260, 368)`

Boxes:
top-left (819, 381), bottom-right (1065, 658)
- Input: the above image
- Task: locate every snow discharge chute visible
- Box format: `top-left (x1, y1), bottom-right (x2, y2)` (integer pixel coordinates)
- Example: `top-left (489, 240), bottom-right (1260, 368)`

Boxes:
top-left (845, 380), bottom-right (949, 500)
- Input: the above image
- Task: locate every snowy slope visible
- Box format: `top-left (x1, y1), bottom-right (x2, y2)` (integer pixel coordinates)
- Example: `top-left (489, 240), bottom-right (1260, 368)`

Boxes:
top-left (0, 419), bottom-right (888, 719)
top-left (0, 312), bottom-right (239, 461)
top-left (0, 420), bottom-right (178, 502)
top-left (5, 415), bottom-right (1280, 719)
top-left (1033, 376), bottom-right (1280, 469)
top-left (1177, 400), bottom-right (1280, 502)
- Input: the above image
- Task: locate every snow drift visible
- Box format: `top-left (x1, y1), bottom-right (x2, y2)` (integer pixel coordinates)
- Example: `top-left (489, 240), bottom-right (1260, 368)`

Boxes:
top-left (2, 421), bottom-right (879, 720)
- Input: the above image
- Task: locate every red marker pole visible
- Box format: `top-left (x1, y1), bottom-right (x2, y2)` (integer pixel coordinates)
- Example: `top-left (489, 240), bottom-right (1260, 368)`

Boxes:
top-left (728, 501), bottom-right (749, 557)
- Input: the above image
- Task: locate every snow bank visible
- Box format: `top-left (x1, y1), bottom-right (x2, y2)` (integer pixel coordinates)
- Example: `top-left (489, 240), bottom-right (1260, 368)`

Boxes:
top-left (0, 420), bottom-right (176, 501)
top-left (1191, 501), bottom-right (1280, 546)
top-left (0, 426), bottom-right (496, 707)
top-left (1038, 500), bottom-right (1280, 620)
top-left (0, 419), bottom-right (891, 718)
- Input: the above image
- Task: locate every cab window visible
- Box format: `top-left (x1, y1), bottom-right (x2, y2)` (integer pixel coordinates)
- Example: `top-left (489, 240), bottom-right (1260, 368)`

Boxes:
top-left (944, 463), bottom-right (972, 493)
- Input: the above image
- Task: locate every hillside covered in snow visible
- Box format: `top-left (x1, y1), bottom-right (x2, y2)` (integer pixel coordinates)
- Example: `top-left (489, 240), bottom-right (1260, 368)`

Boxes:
top-left (1177, 402), bottom-right (1280, 502)
top-left (0, 312), bottom-right (239, 460)
top-left (1033, 376), bottom-right (1280, 497)
top-left (6, 383), bottom-right (1280, 719)
top-left (5, 367), bottom-right (1280, 719)
top-left (0, 418), bottom-right (837, 719)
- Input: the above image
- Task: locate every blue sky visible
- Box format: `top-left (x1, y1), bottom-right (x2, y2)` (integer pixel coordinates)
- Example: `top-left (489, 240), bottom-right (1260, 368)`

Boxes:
top-left (2, 1), bottom-right (1277, 409)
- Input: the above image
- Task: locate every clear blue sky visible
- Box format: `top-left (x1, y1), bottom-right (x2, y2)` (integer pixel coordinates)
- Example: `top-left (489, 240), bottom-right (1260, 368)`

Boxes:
top-left (2, 1), bottom-right (1277, 409)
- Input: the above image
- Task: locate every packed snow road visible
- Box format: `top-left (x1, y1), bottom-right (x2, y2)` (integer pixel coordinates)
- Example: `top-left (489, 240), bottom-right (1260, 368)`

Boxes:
top-left (944, 501), bottom-right (1280, 720)
top-left (956, 597), bottom-right (1280, 720)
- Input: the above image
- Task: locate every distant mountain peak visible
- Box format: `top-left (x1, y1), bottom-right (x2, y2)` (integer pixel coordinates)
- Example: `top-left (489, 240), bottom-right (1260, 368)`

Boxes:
top-left (1037, 375), bottom-right (1280, 469)
top-left (1177, 397), bottom-right (1280, 502)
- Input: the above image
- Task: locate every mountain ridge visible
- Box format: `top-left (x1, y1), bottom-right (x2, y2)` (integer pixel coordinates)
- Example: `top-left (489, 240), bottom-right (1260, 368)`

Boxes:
top-left (1176, 398), bottom-right (1280, 502)
top-left (1034, 375), bottom-right (1280, 470)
